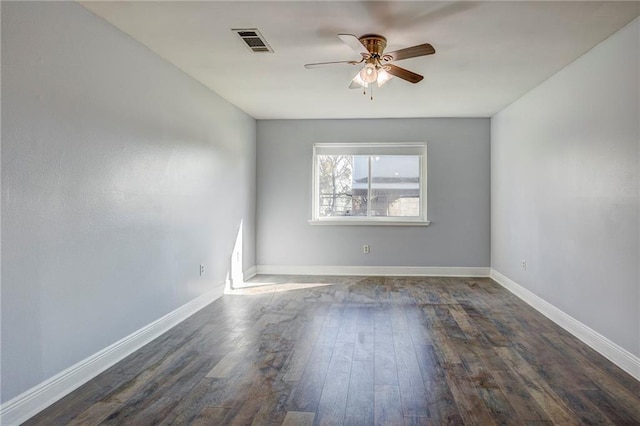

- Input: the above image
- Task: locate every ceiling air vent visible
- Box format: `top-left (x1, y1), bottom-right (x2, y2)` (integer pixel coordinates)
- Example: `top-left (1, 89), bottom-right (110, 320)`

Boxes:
top-left (232, 28), bottom-right (274, 53)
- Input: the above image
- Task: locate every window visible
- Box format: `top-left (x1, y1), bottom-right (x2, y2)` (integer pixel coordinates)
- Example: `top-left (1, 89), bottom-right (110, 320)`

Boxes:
top-left (311, 143), bottom-right (429, 225)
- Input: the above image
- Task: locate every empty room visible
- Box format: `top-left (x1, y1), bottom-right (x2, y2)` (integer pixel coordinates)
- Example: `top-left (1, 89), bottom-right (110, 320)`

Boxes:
top-left (1, 1), bottom-right (639, 425)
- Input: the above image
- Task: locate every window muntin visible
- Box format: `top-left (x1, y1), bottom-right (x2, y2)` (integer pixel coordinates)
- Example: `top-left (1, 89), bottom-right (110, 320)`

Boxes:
top-left (312, 143), bottom-right (427, 224)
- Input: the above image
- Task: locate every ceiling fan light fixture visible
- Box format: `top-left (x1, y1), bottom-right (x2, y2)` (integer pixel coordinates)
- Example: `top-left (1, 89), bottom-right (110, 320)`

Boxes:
top-left (359, 63), bottom-right (378, 83)
top-left (377, 68), bottom-right (392, 87)
top-left (351, 72), bottom-right (369, 88)
top-left (304, 33), bottom-right (434, 97)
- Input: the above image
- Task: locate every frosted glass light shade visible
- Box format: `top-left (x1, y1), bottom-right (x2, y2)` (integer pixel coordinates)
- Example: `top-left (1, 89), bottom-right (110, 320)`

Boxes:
top-left (359, 63), bottom-right (378, 83)
top-left (377, 69), bottom-right (392, 87)
top-left (352, 72), bottom-right (368, 88)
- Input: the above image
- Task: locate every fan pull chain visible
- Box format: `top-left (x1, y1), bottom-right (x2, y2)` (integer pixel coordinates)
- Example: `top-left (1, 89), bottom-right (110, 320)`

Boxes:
top-left (361, 84), bottom-right (374, 101)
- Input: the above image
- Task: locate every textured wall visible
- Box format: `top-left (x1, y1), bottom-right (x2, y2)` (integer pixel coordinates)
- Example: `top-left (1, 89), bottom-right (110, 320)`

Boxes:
top-left (1, 2), bottom-right (256, 401)
top-left (256, 118), bottom-right (490, 268)
top-left (491, 19), bottom-right (639, 356)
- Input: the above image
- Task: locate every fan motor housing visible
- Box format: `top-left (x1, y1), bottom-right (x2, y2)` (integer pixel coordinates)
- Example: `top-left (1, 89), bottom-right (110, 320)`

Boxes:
top-left (359, 34), bottom-right (387, 57)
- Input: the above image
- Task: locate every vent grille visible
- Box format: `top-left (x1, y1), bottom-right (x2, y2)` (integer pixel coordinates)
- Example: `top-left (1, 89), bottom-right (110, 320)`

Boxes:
top-left (232, 28), bottom-right (274, 53)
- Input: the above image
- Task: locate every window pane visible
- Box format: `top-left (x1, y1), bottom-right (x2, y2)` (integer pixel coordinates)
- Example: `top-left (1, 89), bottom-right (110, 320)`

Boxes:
top-left (370, 155), bottom-right (420, 217)
top-left (317, 155), bottom-right (364, 217)
top-left (351, 155), bottom-right (368, 216)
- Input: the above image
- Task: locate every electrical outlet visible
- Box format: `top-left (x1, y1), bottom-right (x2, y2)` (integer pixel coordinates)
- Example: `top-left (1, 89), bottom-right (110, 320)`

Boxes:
top-left (521, 260), bottom-right (527, 270)
top-left (200, 264), bottom-right (205, 276)
top-left (363, 245), bottom-right (370, 254)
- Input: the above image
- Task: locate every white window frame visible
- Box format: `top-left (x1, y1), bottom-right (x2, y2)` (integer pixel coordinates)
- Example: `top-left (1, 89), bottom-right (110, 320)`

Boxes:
top-left (309, 142), bottom-right (430, 226)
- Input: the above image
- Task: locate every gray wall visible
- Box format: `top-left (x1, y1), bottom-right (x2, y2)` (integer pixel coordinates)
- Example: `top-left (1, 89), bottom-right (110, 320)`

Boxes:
top-left (256, 119), bottom-right (490, 268)
top-left (491, 18), bottom-right (639, 356)
top-left (1, 2), bottom-right (256, 402)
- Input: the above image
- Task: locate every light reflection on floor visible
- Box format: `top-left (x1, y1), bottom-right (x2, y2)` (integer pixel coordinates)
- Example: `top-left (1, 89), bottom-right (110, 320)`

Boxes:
top-left (226, 281), bottom-right (334, 295)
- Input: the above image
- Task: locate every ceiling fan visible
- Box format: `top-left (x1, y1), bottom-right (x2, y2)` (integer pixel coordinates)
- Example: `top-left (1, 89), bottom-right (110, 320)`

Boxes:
top-left (304, 34), bottom-right (435, 95)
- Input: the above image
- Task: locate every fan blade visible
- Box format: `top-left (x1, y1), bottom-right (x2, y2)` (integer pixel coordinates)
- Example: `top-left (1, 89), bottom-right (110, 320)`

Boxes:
top-left (338, 33), bottom-right (369, 55)
top-left (304, 60), bottom-right (360, 69)
top-left (384, 43), bottom-right (435, 62)
top-left (385, 64), bottom-right (423, 83)
top-left (349, 81), bottom-right (362, 89)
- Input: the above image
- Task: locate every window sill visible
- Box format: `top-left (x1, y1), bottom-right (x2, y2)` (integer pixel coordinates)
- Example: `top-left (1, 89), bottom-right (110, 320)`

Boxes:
top-left (308, 219), bottom-right (431, 227)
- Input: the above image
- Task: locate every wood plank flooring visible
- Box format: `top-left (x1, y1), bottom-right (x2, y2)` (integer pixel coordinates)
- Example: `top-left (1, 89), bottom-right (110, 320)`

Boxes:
top-left (24, 276), bottom-right (640, 425)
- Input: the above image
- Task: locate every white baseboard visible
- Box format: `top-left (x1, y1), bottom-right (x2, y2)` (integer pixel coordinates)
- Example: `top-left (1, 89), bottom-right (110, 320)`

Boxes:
top-left (0, 285), bottom-right (225, 426)
top-left (490, 269), bottom-right (640, 381)
top-left (255, 265), bottom-right (490, 278)
top-left (242, 266), bottom-right (257, 282)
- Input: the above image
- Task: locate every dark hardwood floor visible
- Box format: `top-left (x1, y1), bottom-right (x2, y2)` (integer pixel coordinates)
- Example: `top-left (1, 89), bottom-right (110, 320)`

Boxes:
top-left (25, 276), bottom-right (640, 425)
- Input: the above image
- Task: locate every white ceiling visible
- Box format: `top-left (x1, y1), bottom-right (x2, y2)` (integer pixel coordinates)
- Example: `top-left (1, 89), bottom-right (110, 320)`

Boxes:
top-left (80, 1), bottom-right (639, 119)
